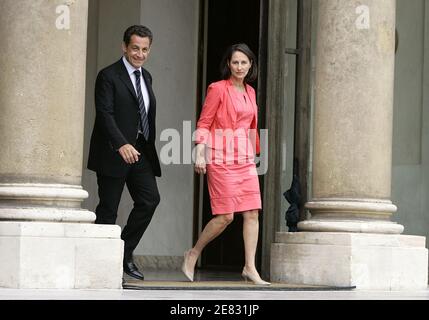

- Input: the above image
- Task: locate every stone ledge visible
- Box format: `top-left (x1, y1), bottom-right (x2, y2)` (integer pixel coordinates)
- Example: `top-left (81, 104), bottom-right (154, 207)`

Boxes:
top-left (0, 221), bottom-right (123, 289)
top-left (275, 231), bottom-right (426, 247)
top-left (271, 232), bottom-right (428, 290)
top-left (0, 221), bottom-right (121, 238)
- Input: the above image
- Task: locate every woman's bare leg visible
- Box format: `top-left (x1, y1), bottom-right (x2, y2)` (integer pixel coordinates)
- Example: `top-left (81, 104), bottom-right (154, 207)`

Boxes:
top-left (242, 210), bottom-right (259, 272)
top-left (182, 213), bottom-right (234, 280)
top-left (242, 210), bottom-right (270, 284)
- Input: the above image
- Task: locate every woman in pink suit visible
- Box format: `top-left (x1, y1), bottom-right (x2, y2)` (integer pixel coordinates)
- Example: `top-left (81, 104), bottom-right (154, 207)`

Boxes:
top-left (182, 43), bottom-right (270, 285)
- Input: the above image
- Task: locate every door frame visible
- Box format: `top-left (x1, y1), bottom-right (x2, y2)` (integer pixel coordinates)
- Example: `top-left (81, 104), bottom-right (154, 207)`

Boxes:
top-left (260, 0), bottom-right (313, 278)
top-left (193, 0), bottom-right (269, 271)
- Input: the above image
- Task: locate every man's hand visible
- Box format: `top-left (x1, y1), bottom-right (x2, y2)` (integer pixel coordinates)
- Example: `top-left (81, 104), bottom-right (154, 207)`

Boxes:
top-left (118, 144), bottom-right (141, 164)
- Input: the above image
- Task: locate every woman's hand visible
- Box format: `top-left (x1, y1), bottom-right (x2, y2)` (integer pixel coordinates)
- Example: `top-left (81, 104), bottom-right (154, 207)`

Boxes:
top-left (194, 144), bottom-right (207, 175)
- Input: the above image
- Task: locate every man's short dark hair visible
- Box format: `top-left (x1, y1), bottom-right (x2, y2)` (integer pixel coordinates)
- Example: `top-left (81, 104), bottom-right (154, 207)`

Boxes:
top-left (220, 43), bottom-right (258, 83)
top-left (123, 25), bottom-right (153, 46)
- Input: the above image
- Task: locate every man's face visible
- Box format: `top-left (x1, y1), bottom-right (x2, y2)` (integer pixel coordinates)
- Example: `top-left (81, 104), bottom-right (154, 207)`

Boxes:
top-left (122, 35), bottom-right (151, 69)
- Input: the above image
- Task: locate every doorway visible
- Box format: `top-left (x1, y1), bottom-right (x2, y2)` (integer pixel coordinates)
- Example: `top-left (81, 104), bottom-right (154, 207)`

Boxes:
top-left (195, 0), bottom-right (266, 272)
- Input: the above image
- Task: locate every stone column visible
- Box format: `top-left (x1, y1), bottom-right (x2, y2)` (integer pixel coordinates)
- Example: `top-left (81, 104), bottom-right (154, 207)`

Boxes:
top-left (301, 0), bottom-right (401, 234)
top-left (271, 0), bottom-right (428, 289)
top-left (0, 0), bottom-right (123, 289)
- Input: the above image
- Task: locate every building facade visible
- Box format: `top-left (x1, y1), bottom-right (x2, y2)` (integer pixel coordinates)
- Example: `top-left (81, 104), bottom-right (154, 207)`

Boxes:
top-left (0, 0), bottom-right (428, 289)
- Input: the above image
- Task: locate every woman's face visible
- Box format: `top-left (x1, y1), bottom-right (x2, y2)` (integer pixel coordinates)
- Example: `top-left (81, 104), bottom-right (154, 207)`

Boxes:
top-left (228, 51), bottom-right (251, 82)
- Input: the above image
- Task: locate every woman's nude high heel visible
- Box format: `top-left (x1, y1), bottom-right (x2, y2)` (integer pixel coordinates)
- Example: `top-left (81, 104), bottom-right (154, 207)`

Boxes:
top-left (181, 250), bottom-right (194, 282)
top-left (242, 267), bottom-right (270, 285)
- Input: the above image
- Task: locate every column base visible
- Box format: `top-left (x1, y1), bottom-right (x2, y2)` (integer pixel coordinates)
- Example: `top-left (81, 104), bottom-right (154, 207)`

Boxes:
top-left (298, 219), bottom-right (404, 234)
top-left (0, 221), bottom-right (124, 289)
top-left (271, 232), bottom-right (428, 290)
top-left (0, 183), bottom-right (96, 223)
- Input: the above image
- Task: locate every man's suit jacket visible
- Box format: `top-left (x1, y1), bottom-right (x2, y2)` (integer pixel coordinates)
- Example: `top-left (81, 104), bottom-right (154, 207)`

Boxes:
top-left (87, 58), bottom-right (161, 177)
top-left (195, 79), bottom-right (260, 155)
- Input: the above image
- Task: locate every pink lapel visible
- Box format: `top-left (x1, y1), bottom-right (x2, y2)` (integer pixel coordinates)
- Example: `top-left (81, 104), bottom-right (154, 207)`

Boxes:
top-left (225, 80), bottom-right (238, 128)
top-left (245, 84), bottom-right (258, 115)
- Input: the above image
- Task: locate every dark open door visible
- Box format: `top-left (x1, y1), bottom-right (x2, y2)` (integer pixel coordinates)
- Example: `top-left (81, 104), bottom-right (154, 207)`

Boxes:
top-left (195, 0), bottom-right (267, 271)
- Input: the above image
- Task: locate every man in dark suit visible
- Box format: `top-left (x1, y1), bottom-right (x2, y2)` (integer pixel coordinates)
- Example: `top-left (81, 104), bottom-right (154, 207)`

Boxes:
top-left (88, 25), bottom-right (161, 281)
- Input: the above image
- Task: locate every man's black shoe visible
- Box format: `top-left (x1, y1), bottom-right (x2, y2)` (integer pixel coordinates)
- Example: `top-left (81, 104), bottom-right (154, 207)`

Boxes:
top-left (123, 260), bottom-right (144, 280)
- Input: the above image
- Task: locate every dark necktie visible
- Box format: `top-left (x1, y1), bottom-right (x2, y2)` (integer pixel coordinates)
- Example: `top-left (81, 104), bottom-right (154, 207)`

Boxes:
top-left (134, 70), bottom-right (150, 140)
